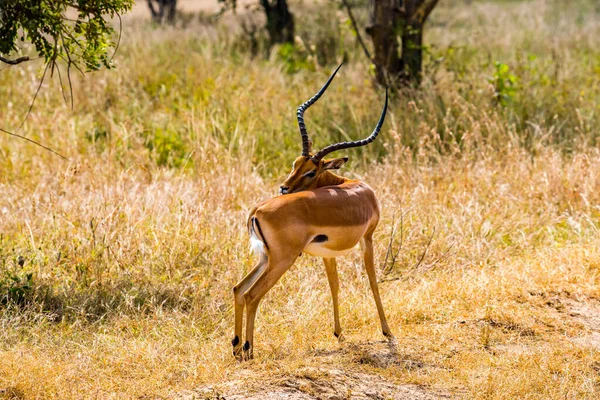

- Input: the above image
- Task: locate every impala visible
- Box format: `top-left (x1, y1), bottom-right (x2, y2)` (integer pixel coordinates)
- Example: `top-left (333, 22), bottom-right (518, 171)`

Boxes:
top-left (232, 65), bottom-right (391, 360)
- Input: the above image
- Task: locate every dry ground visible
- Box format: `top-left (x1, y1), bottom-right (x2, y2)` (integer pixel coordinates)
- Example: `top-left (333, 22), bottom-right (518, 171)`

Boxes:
top-left (2, 145), bottom-right (600, 399)
top-left (2, 0), bottom-right (600, 398)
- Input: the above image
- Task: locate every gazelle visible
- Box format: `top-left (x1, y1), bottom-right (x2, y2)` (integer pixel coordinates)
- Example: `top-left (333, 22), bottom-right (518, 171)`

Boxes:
top-left (233, 64), bottom-right (391, 360)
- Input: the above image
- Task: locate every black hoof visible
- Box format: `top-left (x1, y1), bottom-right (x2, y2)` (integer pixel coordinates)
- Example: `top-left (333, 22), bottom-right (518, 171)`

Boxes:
top-left (232, 336), bottom-right (240, 347)
top-left (243, 341), bottom-right (250, 351)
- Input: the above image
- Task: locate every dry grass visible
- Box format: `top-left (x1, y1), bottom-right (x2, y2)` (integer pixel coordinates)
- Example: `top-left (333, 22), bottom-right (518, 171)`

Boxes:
top-left (1, 0), bottom-right (600, 398)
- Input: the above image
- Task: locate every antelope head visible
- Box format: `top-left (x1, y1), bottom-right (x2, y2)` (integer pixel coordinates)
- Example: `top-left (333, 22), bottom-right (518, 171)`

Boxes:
top-left (279, 64), bottom-right (388, 195)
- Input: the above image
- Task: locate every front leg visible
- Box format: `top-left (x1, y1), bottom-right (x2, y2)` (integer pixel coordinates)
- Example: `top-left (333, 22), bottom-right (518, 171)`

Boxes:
top-left (362, 235), bottom-right (392, 337)
top-left (323, 257), bottom-right (342, 339)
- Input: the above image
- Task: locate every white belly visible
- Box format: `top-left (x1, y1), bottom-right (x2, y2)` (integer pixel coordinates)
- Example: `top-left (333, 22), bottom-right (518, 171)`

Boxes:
top-left (303, 242), bottom-right (356, 258)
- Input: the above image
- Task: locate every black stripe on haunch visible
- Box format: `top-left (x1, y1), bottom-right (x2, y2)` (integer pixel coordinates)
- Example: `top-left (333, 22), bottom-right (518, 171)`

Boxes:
top-left (252, 217), bottom-right (269, 250)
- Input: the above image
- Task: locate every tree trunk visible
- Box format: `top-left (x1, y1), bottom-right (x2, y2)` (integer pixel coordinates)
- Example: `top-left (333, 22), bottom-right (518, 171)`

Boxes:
top-left (165, 0), bottom-right (176, 24)
top-left (148, 0), bottom-right (177, 25)
top-left (366, 0), bottom-right (403, 86)
top-left (261, 0), bottom-right (295, 45)
top-left (366, 0), bottom-right (438, 87)
top-left (400, 20), bottom-right (423, 83)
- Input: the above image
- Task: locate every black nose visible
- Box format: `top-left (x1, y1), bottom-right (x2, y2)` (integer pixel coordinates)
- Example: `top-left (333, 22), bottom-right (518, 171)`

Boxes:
top-left (279, 186), bottom-right (289, 194)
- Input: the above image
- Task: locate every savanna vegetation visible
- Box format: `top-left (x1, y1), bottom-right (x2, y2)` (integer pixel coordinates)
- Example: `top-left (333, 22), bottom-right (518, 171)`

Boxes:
top-left (1, 0), bottom-right (600, 398)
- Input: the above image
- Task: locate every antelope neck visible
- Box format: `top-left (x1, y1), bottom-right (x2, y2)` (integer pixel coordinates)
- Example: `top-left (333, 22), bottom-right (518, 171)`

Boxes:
top-left (315, 171), bottom-right (348, 188)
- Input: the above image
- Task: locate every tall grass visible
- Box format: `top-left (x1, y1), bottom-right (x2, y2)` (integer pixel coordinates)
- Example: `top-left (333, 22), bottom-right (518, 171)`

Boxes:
top-left (1, 0), bottom-right (600, 398)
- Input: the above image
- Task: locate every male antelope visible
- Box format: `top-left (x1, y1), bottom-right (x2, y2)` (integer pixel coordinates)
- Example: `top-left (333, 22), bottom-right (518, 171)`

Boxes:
top-left (233, 65), bottom-right (391, 360)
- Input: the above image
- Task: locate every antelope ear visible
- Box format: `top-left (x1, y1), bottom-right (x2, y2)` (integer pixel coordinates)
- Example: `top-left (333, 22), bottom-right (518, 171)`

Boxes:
top-left (323, 157), bottom-right (348, 170)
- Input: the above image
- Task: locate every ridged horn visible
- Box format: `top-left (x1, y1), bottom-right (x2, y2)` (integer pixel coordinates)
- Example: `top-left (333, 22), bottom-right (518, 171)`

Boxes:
top-left (297, 63), bottom-right (343, 156)
top-left (311, 87), bottom-right (388, 161)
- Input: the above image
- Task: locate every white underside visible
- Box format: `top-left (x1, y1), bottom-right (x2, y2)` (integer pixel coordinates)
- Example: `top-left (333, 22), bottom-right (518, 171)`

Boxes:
top-left (303, 242), bottom-right (356, 258)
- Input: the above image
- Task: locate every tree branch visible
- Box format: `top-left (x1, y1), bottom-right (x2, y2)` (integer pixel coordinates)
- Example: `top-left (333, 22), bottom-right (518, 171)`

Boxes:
top-left (55, 60), bottom-right (71, 107)
top-left (414, 227), bottom-right (435, 270)
top-left (111, 12), bottom-right (124, 62)
top-left (411, 0), bottom-right (439, 24)
top-left (0, 127), bottom-right (69, 161)
top-left (0, 55), bottom-right (30, 65)
top-left (340, 0), bottom-right (374, 63)
top-left (16, 61), bottom-right (50, 131)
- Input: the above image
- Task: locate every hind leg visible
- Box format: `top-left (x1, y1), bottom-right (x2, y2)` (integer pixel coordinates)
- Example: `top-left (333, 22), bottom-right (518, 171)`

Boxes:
top-left (232, 254), bottom-right (267, 360)
top-left (243, 254), bottom-right (298, 360)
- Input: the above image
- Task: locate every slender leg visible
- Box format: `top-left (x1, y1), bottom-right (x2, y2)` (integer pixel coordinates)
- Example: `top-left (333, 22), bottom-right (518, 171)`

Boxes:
top-left (323, 257), bottom-right (342, 339)
top-left (232, 254), bottom-right (267, 360)
top-left (362, 235), bottom-right (392, 337)
top-left (244, 254), bottom-right (298, 360)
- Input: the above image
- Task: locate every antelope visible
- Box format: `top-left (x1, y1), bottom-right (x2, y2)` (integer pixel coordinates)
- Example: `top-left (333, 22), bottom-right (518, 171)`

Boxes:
top-left (232, 64), bottom-right (391, 360)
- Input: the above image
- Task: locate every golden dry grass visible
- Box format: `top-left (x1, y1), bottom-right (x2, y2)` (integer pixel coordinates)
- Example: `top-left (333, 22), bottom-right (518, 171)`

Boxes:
top-left (1, 0), bottom-right (600, 398)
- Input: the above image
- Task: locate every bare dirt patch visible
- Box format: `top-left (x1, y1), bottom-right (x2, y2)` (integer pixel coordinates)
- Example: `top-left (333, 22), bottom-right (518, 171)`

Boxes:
top-left (182, 368), bottom-right (447, 400)
top-left (177, 340), bottom-right (450, 400)
top-left (562, 298), bottom-right (600, 349)
top-left (314, 340), bottom-right (429, 371)
top-left (535, 291), bottom-right (600, 350)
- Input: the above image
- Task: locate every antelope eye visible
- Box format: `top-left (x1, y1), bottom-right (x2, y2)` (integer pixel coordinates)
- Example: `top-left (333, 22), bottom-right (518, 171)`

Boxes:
top-left (304, 171), bottom-right (316, 178)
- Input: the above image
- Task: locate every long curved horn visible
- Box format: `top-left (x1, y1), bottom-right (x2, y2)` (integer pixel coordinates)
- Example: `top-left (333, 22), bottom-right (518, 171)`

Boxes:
top-left (312, 88), bottom-right (388, 161)
top-left (297, 63), bottom-right (343, 156)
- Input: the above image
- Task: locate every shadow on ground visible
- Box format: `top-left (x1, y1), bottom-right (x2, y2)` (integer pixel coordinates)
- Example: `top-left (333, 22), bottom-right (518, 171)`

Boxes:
top-left (178, 339), bottom-right (451, 400)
